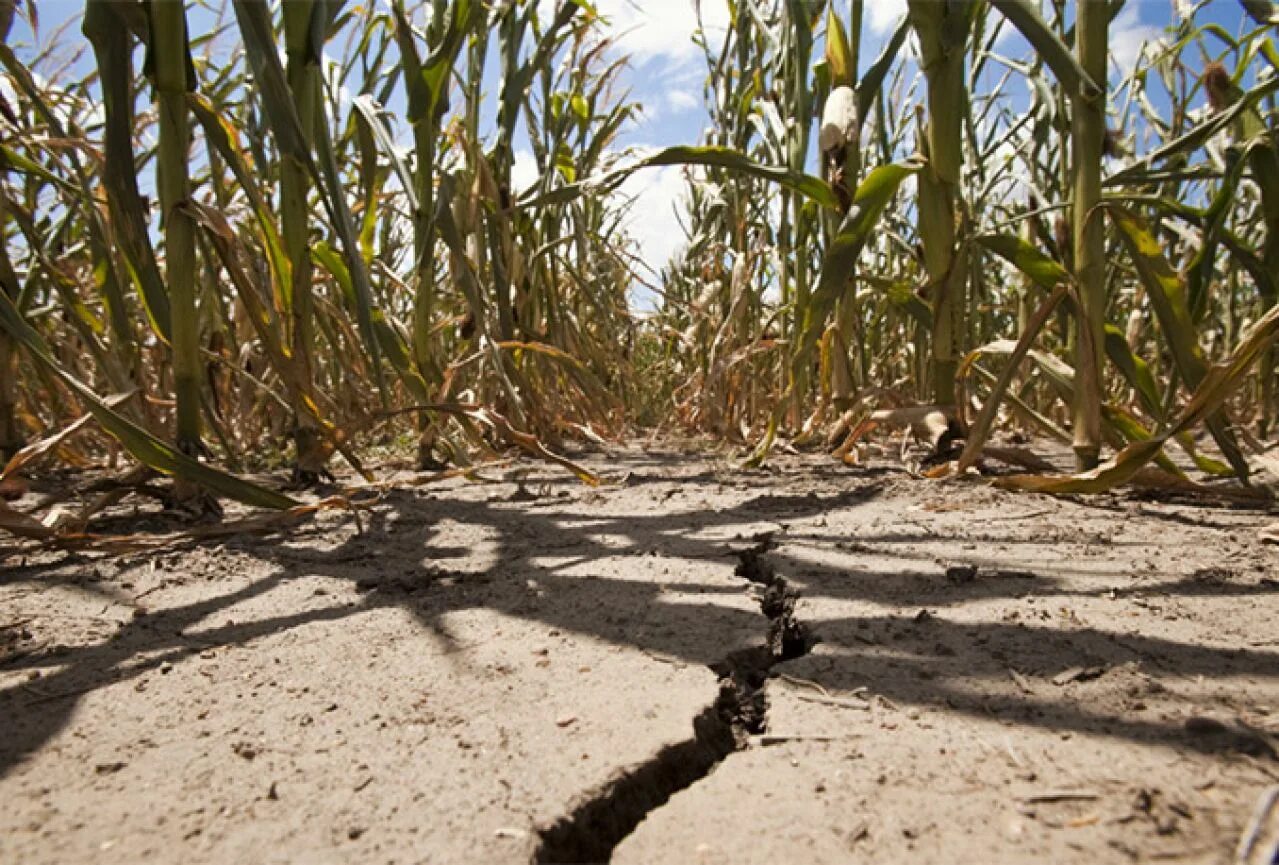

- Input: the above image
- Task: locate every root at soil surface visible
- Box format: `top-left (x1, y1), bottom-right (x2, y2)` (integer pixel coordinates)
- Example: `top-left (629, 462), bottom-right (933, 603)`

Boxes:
top-left (531, 543), bottom-right (813, 865)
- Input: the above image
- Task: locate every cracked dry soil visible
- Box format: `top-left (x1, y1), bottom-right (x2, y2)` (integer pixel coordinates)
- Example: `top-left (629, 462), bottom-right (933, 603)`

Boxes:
top-left (2, 444), bottom-right (1279, 864)
top-left (534, 540), bottom-right (813, 864)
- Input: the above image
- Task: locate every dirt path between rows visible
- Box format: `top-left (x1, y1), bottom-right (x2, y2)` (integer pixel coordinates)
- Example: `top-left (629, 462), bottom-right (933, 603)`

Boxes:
top-left (3, 444), bottom-right (1278, 864)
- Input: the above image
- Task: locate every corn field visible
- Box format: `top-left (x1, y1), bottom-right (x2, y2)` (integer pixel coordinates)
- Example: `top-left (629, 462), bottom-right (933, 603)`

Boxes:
top-left (3, 0), bottom-right (1279, 534)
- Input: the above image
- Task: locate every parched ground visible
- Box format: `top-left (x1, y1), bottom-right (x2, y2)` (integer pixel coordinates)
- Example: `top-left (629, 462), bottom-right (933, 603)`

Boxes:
top-left (2, 443), bottom-right (1278, 864)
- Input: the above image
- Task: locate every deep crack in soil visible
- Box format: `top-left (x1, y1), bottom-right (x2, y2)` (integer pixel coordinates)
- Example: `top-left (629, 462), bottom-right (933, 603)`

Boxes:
top-left (531, 541), bottom-right (813, 865)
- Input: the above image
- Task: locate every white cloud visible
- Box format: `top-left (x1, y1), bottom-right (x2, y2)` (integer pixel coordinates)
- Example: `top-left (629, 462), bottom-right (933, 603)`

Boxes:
top-left (667, 88), bottom-right (700, 113)
top-left (591, 0), bottom-right (730, 66)
top-left (1110, 3), bottom-right (1161, 76)
top-left (639, 86), bottom-right (700, 125)
top-left (512, 148), bottom-right (541, 193)
top-left (618, 156), bottom-right (690, 276)
top-left (867, 0), bottom-right (908, 36)
top-left (571, 3), bottom-right (715, 287)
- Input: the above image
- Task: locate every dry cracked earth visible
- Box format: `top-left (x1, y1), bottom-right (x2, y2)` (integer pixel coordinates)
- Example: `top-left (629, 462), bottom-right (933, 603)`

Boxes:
top-left (2, 443), bottom-right (1279, 864)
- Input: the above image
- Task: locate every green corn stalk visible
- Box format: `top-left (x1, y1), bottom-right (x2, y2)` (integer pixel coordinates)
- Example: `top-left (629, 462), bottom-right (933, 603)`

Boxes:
top-left (0, 1), bottom-right (15, 458)
top-left (233, 0), bottom-right (387, 401)
top-left (281, 0), bottom-right (326, 482)
top-left (1069, 0), bottom-right (1107, 470)
top-left (149, 1), bottom-right (203, 469)
top-left (1203, 61), bottom-right (1279, 434)
top-left (783, 0), bottom-right (817, 423)
top-left (908, 0), bottom-right (974, 408)
top-left (392, 0), bottom-right (482, 466)
top-left (823, 1), bottom-right (861, 408)
top-left (82, 1), bottom-right (173, 346)
top-left (0, 177), bottom-right (19, 461)
top-left (393, 0), bottom-right (479, 379)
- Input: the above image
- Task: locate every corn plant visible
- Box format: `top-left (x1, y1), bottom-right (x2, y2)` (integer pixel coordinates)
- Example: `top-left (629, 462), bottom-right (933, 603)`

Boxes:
top-left (648, 0), bottom-right (1279, 490)
top-left (0, 0), bottom-right (643, 513)
top-left (5, 0), bottom-right (1279, 536)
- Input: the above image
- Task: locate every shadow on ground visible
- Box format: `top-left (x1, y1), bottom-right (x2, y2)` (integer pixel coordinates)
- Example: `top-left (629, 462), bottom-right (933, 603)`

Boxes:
top-left (3, 451), bottom-right (1277, 782)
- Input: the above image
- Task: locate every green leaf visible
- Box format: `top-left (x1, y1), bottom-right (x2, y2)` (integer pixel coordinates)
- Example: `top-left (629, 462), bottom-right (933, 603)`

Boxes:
top-left (230, 0), bottom-right (315, 167)
top-left (187, 93), bottom-right (291, 304)
top-left (555, 144), bottom-right (577, 183)
top-left (855, 15), bottom-right (910, 135)
top-left (515, 144), bottom-right (843, 214)
top-left (1108, 203), bottom-right (1249, 480)
top-left (825, 6), bottom-right (854, 87)
top-left (0, 143), bottom-right (74, 192)
top-left (1108, 206), bottom-right (1205, 380)
top-left (639, 145), bottom-right (841, 210)
top-left (1103, 325), bottom-right (1162, 421)
top-left (796, 158), bottom-right (924, 368)
top-left (351, 94), bottom-right (419, 211)
top-left (69, 16), bottom-right (172, 341)
top-left (975, 233), bottom-right (1069, 291)
top-left (394, 0), bottom-right (481, 122)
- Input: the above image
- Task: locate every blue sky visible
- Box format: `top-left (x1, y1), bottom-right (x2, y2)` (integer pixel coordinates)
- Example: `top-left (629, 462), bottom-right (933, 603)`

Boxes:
top-left (7, 0), bottom-right (1256, 278)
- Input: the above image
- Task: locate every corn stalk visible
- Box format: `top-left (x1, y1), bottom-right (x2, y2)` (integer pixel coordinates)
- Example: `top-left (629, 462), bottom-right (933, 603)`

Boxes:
top-left (908, 0), bottom-right (974, 408)
top-left (1069, 0), bottom-right (1107, 470)
top-left (281, 0), bottom-right (326, 483)
top-left (149, 0), bottom-right (204, 492)
top-left (0, 166), bottom-right (19, 461)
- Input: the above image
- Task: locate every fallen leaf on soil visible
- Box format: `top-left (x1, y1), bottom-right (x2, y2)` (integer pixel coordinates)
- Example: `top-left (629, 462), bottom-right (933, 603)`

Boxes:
top-left (1021, 790), bottom-right (1100, 803)
top-left (1052, 666), bottom-right (1107, 686)
top-left (0, 499), bottom-right (55, 540)
top-left (1008, 668), bottom-right (1036, 695)
top-left (978, 446), bottom-right (1058, 472)
top-left (750, 734), bottom-right (852, 746)
top-left (796, 693), bottom-right (872, 711)
top-left (869, 406), bottom-right (957, 450)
